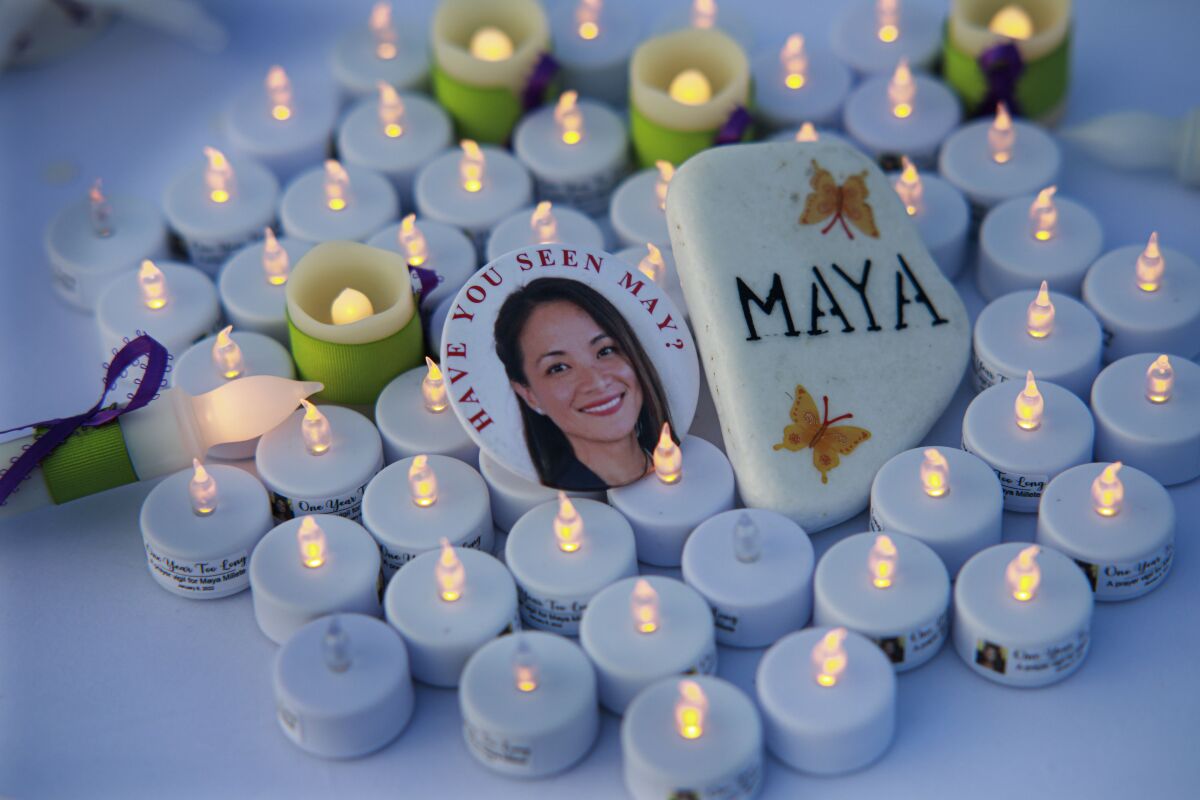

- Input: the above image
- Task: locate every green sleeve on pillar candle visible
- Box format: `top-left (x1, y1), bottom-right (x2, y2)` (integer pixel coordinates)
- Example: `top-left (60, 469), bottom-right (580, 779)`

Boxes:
top-left (287, 308), bottom-right (424, 406)
top-left (432, 63), bottom-right (557, 144)
top-left (942, 26), bottom-right (1071, 121)
top-left (39, 418), bottom-right (138, 504)
top-left (630, 106), bottom-right (755, 169)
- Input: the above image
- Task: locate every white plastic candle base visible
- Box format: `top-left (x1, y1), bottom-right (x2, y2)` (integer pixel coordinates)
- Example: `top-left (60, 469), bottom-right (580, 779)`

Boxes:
top-left (888, 171), bottom-right (969, 280)
top-left (651, 8), bottom-right (754, 52)
top-left (330, 28), bottom-right (429, 100)
top-left (831, 0), bottom-right (941, 75)
top-left (374, 366), bottom-right (479, 464)
top-left (255, 405), bottom-right (384, 523)
top-left (336, 93), bottom-right (452, 210)
top-left (971, 289), bottom-right (1103, 397)
top-left (171, 331), bottom-right (295, 460)
top-left (94, 260), bottom-right (219, 360)
top-left (953, 543), bottom-right (1094, 688)
top-left (609, 169), bottom-right (671, 249)
top-left (485, 206), bottom-right (607, 264)
top-left (843, 73), bottom-right (961, 167)
top-left (414, 146), bottom-right (533, 252)
top-left (548, 1), bottom-right (639, 107)
top-left (478, 450), bottom-right (604, 532)
top-left (1091, 354), bottom-right (1200, 486)
top-left (140, 464), bottom-right (271, 599)
top-left (813, 532), bottom-right (950, 672)
top-left (505, 498), bottom-right (638, 635)
top-left (869, 447), bottom-right (1002, 577)
top-left (622, 676), bottom-right (763, 800)
top-left (752, 48), bottom-right (852, 131)
top-left (978, 195), bottom-right (1104, 300)
top-left (217, 236), bottom-right (314, 345)
top-left (249, 515), bottom-right (383, 644)
top-left (1082, 244), bottom-right (1200, 362)
top-left (1037, 463), bottom-right (1174, 602)
top-left (580, 575), bottom-right (717, 715)
top-left (681, 509), bottom-right (814, 648)
top-left (615, 245), bottom-right (688, 320)
top-left (459, 632), bottom-right (600, 778)
top-left (961, 380), bottom-right (1095, 512)
top-left (607, 436), bottom-right (736, 567)
top-left (162, 155), bottom-right (279, 274)
top-left (362, 455), bottom-right (493, 578)
top-left (512, 99), bottom-right (629, 216)
top-left (279, 164), bottom-right (399, 244)
top-left (757, 627), bottom-right (895, 775)
top-left (367, 218), bottom-right (477, 313)
top-left (938, 119), bottom-right (1061, 216)
top-left (383, 547), bottom-right (519, 688)
top-left (273, 613), bottom-right (414, 759)
top-left (428, 294), bottom-right (454, 355)
top-left (45, 193), bottom-right (167, 311)
top-left (224, 79), bottom-right (338, 185)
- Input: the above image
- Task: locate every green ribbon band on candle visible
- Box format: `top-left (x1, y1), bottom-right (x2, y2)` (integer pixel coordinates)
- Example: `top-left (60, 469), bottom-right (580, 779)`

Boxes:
top-left (432, 64), bottom-right (527, 144)
top-left (629, 106), bottom-right (754, 169)
top-left (942, 27), bottom-right (1070, 121)
top-left (38, 417), bottom-right (137, 504)
top-left (287, 309), bottom-right (424, 406)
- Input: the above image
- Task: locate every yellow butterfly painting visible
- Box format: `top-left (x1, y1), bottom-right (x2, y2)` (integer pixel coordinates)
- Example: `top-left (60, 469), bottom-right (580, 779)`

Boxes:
top-left (799, 159), bottom-right (880, 240)
top-left (772, 384), bottom-right (871, 484)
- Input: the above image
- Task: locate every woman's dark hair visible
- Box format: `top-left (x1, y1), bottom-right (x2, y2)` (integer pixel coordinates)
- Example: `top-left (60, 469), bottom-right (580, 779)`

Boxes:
top-left (494, 277), bottom-right (675, 486)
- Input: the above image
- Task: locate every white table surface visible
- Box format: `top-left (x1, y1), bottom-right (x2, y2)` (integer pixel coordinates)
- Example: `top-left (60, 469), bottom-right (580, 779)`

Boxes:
top-left (2, 1), bottom-right (1199, 797)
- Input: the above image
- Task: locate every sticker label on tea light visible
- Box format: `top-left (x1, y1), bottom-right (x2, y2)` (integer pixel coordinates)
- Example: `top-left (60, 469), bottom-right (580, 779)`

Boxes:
top-left (517, 588), bottom-right (588, 632)
top-left (1077, 543), bottom-right (1174, 600)
top-left (971, 353), bottom-right (1011, 392)
top-left (973, 629), bottom-right (1089, 680)
top-left (712, 606), bottom-right (740, 636)
top-left (269, 483), bottom-right (369, 524)
top-left (144, 542), bottom-right (249, 596)
top-left (276, 705), bottom-right (303, 744)
top-left (683, 645), bottom-right (719, 678)
top-left (176, 231), bottom-right (266, 272)
top-left (961, 436), bottom-right (1046, 511)
top-left (868, 507), bottom-right (883, 532)
top-left (534, 163), bottom-right (626, 217)
top-left (380, 532), bottom-right (486, 575)
top-left (674, 759), bottom-right (763, 800)
top-left (463, 721), bottom-right (532, 769)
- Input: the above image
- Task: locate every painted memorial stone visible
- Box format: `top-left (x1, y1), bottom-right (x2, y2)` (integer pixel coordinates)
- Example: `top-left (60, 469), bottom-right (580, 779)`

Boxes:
top-left (441, 245), bottom-right (700, 492)
top-left (668, 141), bottom-right (969, 531)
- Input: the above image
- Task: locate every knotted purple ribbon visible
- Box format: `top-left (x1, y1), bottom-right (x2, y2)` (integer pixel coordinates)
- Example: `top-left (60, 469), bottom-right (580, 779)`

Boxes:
top-left (0, 334), bottom-right (169, 506)
top-left (714, 106), bottom-right (753, 146)
top-left (521, 53), bottom-right (560, 111)
top-left (408, 265), bottom-right (443, 305)
top-left (978, 41), bottom-right (1024, 117)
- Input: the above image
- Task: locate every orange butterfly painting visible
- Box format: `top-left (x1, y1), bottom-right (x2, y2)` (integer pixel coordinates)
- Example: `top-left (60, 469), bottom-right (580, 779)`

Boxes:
top-left (799, 159), bottom-right (880, 240)
top-left (772, 384), bottom-right (871, 484)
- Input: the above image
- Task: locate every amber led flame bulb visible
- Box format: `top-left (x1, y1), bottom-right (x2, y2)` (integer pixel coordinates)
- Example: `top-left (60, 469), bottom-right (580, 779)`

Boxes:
top-left (1014, 371), bottom-right (1044, 431)
top-left (266, 65), bottom-right (293, 121)
top-left (781, 34), bottom-right (807, 89)
top-left (460, 140), bottom-right (485, 192)
top-left (867, 535), bottom-right (898, 589)
top-left (1091, 462), bottom-right (1124, 517)
top-left (675, 680), bottom-right (708, 739)
top-left (138, 259), bottom-right (168, 310)
top-left (212, 326), bottom-right (245, 380)
top-left (369, 2), bottom-right (397, 60)
top-left (555, 91), bottom-right (584, 145)
top-left (512, 638), bottom-right (539, 692)
top-left (421, 357), bottom-right (448, 413)
top-left (435, 538), bottom-right (464, 601)
top-left (631, 578), bottom-right (659, 633)
top-left (1146, 355), bottom-right (1173, 403)
top-left (189, 458), bottom-right (218, 516)
top-left (812, 627), bottom-right (848, 687)
top-left (1136, 232), bottom-right (1164, 292)
top-left (261, 228), bottom-right (290, 285)
top-left (300, 399), bottom-right (332, 455)
top-left (989, 103), bottom-right (1014, 165)
top-left (408, 454), bottom-right (438, 507)
top-left (576, 0), bottom-right (601, 40)
top-left (889, 59), bottom-right (915, 119)
top-left (378, 81), bottom-right (405, 138)
top-left (1026, 281), bottom-right (1056, 338)
top-left (894, 157), bottom-right (923, 216)
top-left (654, 423), bottom-right (682, 484)
top-left (1006, 544), bottom-right (1041, 601)
top-left (554, 492), bottom-right (584, 553)
top-left (297, 516), bottom-right (327, 568)
top-left (877, 0), bottom-right (899, 43)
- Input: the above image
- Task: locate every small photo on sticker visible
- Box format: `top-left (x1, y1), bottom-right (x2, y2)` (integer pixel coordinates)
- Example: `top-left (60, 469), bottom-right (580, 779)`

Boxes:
top-left (1074, 559), bottom-right (1099, 592)
top-left (975, 639), bottom-right (1007, 675)
top-left (874, 635), bottom-right (905, 664)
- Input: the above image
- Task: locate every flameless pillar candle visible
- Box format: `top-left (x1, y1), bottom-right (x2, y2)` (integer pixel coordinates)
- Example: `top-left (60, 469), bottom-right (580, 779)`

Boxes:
top-left (1037, 462), bottom-right (1174, 601)
top-left (45, 180), bottom-right (167, 311)
top-left (336, 88), bottom-right (452, 211)
top-left (549, 0), bottom-right (640, 107)
top-left (384, 543), bottom-right (519, 687)
top-left (1082, 234), bottom-right (1200, 362)
top-left (978, 187), bottom-right (1103, 300)
top-left (374, 359), bottom-right (479, 464)
top-left (832, 0), bottom-right (942, 76)
top-left (580, 575), bottom-right (717, 714)
top-left (255, 402), bottom-right (384, 523)
top-left (757, 627), bottom-right (896, 775)
top-left (249, 514), bottom-right (383, 644)
top-left (162, 148), bottom-right (278, 274)
top-left (814, 532), bottom-right (950, 671)
top-left (962, 373), bottom-right (1094, 512)
top-left (972, 283), bottom-right (1103, 397)
top-left (505, 496), bottom-right (638, 635)
top-left (753, 34), bottom-right (852, 131)
top-left (459, 632), bottom-right (600, 777)
top-left (1091, 354), bottom-right (1200, 485)
top-left (94, 259), bottom-right (219, 361)
top-left (330, 2), bottom-right (429, 101)
top-left (616, 243), bottom-right (687, 320)
top-left (512, 92), bottom-right (629, 216)
top-left (362, 454), bottom-right (493, 578)
top-left (628, 28), bottom-right (752, 168)
top-left (622, 677), bottom-right (763, 800)
top-left (889, 158), bottom-right (969, 280)
top-left (681, 510), bottom-right (814, 648)
top-left (273, 614), bottom-right (414, 759)
top-left (485, 202), bottom-right (606, 264)
top-left (414, 142), bottom-right (534, 253)
top-left (224, 66), bottom-right (338, 184)
top-left (478, 450), bottom-right (604, 532)
top-left (609, 161), bottom-right (673, 249)
top-left (953, 543), bottom-right (1093, 687)
top-left (607, 430), bottom-right (736, 567)
top-left (869, 447), bottom-right (1002, 576)
top-left (217, 231), bottom-right (313, 346)
top-left (279, 161), bottom-right (398, 244)
top-left (843, 60), bottom-right (962, 167)
top-left (367, 216), bottom-right (477, 315)
top-left (140, 461), bottom-right (272, 598)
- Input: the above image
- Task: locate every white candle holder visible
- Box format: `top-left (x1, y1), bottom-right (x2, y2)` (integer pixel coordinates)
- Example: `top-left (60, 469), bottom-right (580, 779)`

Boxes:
top-left (939, 115), bottom-right (1061, 218)
top-left (484, 204), bottom-right (606, 264)
top-left (330, 5), bottom-right (429, 101)
top-left (273, 614), bottom-right (414, 758)
top-left (367, 217), bottom-right (477, 315)
top-left (374, 364), bottom-right (479, 465)
top-left (580, 575), bottom-right (717, 714)
top-left (95, 260), bottom-right (219, 361)
top-left (218, 235), bottom-right (313, 346)
top-left (478, 450), bottom-right (605, 533)
top-left (140, 463), bottom-right (272, 599)
top-left (843, 68), bottom-right (962, 167)
top-left (887, 164), bottom-right (969, 280)
top-left (953, 543), bottom-right (1093, 687)
top-left (831, 0), bottom-right (942, 76)
top-left (279, 163), bottom-right (399, 244)
top-left (505, 497), bottom-right (638, 635)
top-left (414, 145), bottom-right (533, 253)
top-left (459, 632), bottom-right (600, 777)
top-left (1091, 353), bottom-right (1200, 485)
top-left (249, 515), bottom-right (383, 644)
top-left (224, 68), bottom-right (338, 184)
top-left (752, 37), bottom-right (852, 131)
top-left (1037, 463), bottom-right (1175, 602)
top-left (651, 3), bottom-right (753, 52)
top-left (609, 166), bottom-right (672, 249)
top-left (548, 0), bottom-right (641, 107)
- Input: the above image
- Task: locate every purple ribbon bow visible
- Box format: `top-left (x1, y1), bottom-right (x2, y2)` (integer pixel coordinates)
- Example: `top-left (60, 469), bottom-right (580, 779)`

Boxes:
top-left (0, 334), bottom-right (169, 506)
top-left (521, 53), bottom-right (561, 111)
top-left (714, 106), bottom-right (753, 146)
top-left (408, 265), bottom-right (443, 305)
top-left (978, 41), bottom-right (1024, 117)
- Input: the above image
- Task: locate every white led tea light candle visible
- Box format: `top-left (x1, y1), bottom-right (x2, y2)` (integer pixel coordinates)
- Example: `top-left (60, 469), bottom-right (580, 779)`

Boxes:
top-left (832, 0), bottom-right (942, 76)
top-left (279, 160), bottom-right (398, 244)
top-left (843, 59), bottom-right (962, 167)
top-left (374, 358), bottom-right (479, 464)
top-left (217, 230), bottom-right (313, 346)
top-left (367, 215), bottom-right (477, 315)
top-left (609, 160), bottom-right (674, 249)
top-left (889, 157), bottom-right (969, 280)
top-left (549, 0), bottom-right (640, 106)
top-left (478, 450), bottom-right (604, 533)
top-left (94, 259), bottom-right (220, 361)
top-left (752, 34), bottom-right (852, 131)
top-left (330, 2), bottom-right (429, 101)
top-left (484, 201), bottom-right (606, 264)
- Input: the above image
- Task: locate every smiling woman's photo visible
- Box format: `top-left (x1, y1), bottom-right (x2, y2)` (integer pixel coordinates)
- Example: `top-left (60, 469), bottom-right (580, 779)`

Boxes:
top-left (494, 277), bottom-right (676, 491)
